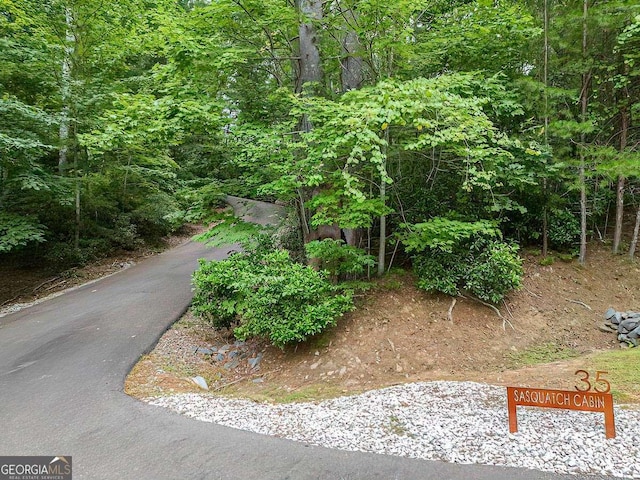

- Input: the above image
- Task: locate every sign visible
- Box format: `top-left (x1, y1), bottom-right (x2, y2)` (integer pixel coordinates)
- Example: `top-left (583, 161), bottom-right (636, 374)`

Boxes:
top-left (506, 386), bottom-right (616, 438)
top-left (0, 456), bottom-right (72, 480)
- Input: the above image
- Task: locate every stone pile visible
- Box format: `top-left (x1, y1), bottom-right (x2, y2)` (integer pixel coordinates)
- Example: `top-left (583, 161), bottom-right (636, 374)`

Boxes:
top-left (193, 340), bottom-right (263, 371)
top-left (603, 308), bottom-right (640, 347)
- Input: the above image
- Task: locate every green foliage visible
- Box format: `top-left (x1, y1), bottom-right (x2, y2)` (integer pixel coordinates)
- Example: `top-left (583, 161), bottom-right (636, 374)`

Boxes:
top-left (464, 241), bottom-right (523, 304)
top-left (193, 211), bottom-right (266, 250)
top-left (305, 239), bottom-right (375, 278)
top-left (401, 217), bottom-right (501, 253)
top-left (0, 212), bottom-right (46, 253)
top-left (403, 218), bottom-right (523, 303)
top-left (177, 182), bottom-right (225, 223)
top-left (191, 250), bottom-right (354, 348)
top-left (548, 209), bottom-right (580, 251)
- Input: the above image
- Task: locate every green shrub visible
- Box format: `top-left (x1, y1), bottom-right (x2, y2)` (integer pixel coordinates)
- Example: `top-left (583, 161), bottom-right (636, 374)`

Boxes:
top-left (548, 208), bottom-right (580, 251)
top-left (305, 239), bottom-right (375, 279)
top-left (192, 250), bottom-right (354, 348)
top-left (401, 217), bottom-right (523, 303)
top-left (464, 240), bottom-right (523, 304)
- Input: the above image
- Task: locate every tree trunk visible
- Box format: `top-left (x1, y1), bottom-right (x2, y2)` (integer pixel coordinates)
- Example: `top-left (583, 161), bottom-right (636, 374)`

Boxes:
top-left (377, 128), bottom-right (389, 276)
top-left (578, 0), bottom-right (588, 265)
top-left (377, 166), bottom-right (386, 276)
top-left (295, 0), bottom-right (323, 96)
top-left (340, 6), bottom-right (363, 246)
top-left (542, 0), bottom-right (549, 257)
top-left (612, 175), bottom-right (625, 254)
top-left (58, 7), bottom-right (74, 175)
top-left (629, 203), bottom-right (640, 260)
top-left (612, 73), bottom-right (630, 254)
top-left (340, 8), bottom-right (362, 92)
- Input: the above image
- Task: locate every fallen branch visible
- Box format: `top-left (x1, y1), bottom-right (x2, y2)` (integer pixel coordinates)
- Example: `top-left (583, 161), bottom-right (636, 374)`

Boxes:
top-left (502, 299), bottom-right (516, 331)
top-left (447, 297), bottom-right (457, 322)
top-left (565, 298), bottom-right (592, 310)
top-left (32, 276), bottom-right (61, 294)
top-left (522, 285), bottom-right (541, 298)
top-left (211, 368), bottom-right (280, 392)
top-left (460, 294), bottom-right (515, 331)
top-left (0, 294), bottom-right (21, 308)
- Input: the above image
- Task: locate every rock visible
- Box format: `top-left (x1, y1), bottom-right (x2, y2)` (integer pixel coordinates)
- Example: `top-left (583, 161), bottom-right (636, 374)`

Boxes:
top-left (223, 359), bottom-right (240, 370)
top-left (620, 342), bottom-right (629, 349)
top-left (628, 329), bottom-right (640, 339)
top-left (214, 353), bottom-right (225, 362)
top-left (613, 312), bottom-right (622, 325)
top-left (191, 376), bottom-right (209, 390)
top-left (604, 308), bottom-right (616, 320)
top-left (195, 348), bottom-right (213, 355)
top-left (234, 340), bottom-right (246, 347)
top-left (252, 377), bottom-right (264, 383)
top-left (620, 319), bottom-right (640, 332)
top-left (339, 366), bottom-right (347, 376)
top-left (248, 353), bottom-right (263, 369)
top-left (229, 350), bottom-right (240, 359)
top-left (599, 323), bottom-right (617, 333)
top-left (219, 345), bottom-right (231, 354)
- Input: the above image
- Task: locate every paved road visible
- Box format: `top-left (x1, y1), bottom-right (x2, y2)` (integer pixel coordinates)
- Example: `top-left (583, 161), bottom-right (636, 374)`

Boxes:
top-left (0, 202), bottom-right (607, 480)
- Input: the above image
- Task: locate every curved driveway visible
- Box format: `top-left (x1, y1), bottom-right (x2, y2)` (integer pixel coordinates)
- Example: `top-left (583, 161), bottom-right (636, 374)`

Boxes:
top-left (0, 202), bottom-right (602, 479)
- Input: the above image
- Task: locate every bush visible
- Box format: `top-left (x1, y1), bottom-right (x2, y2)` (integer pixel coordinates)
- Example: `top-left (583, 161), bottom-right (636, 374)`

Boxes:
top-left (192, 250), bottom-right (354, 348)
top-left (402, 218), bottom-right (523, 303)
top-left (464, 240), bottom-right (523, 304)
top-left (548, 208), bottom-right (580, 251)
top-left (305, 239), bottom-right (375, 279)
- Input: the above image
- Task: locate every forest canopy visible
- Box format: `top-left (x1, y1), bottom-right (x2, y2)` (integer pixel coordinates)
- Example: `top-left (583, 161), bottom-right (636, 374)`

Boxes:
top-left (1, 0), bottom-right (639, 275)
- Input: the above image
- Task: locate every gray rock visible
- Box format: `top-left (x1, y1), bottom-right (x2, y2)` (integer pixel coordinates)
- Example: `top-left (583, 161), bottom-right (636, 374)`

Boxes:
top-left (229, 350), bottom-right (240, 359)
top-left (604, 308), bottom-right (616, 320)
top-left (620, 319), bottom-right (640, 332)
top-left (195, 348), bottom-right (213, 355)
top-left (191, 376), bottom-right (209, 390)
top-left (219, 345), bottom-right (231, 354)
top-left (252, 377), bottom-right (264, 383)
top-left (628, 328), bottom-right (640, 339)
top-left (613, 312), bottom-right (622, 325)
top-left (599, 323), bottom-right (617, 333)
top-left (248, 353), bottom-right (263, 369)
top-left (234, 340), bottom-right (246, 347)
top-left (214, 353), bottom-right (225, 362)
top-left (223, 359), bottom-right (240, 370)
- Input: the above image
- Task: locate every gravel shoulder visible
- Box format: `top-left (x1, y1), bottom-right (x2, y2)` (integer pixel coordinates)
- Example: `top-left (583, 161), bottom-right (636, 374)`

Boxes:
top-left (148, 381), bottom-right (640, 479)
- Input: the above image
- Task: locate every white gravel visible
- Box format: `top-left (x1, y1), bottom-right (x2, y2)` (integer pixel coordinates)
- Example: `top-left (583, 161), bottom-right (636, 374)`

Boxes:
top-left (148, 381), bottom-right (640, 478)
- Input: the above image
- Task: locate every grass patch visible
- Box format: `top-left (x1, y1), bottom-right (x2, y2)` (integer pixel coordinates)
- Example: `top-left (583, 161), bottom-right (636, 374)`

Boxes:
top-left (222, 383), bottom-right (349, 404)
top-left (507, 342), bottom-right (581, 367)
top-left (585, 348), bottom-right (640, 403)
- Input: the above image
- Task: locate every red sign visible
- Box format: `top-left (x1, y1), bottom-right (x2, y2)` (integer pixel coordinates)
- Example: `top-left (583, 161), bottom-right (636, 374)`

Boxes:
top-left (507, 387), bottom-right (615, 438)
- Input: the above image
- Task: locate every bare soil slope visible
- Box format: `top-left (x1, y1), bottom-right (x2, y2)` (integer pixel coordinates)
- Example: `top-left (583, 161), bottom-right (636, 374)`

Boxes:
top-left (126, 244), bottom-right (640, 402)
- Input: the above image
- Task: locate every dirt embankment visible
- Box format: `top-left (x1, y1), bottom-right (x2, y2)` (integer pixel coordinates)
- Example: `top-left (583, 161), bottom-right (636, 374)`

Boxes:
top-left (126, 244), bottom-right (640, 402)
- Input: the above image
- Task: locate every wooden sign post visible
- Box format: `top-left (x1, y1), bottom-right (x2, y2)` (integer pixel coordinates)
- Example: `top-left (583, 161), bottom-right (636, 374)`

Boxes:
top-left (507, 386), bottom-right (616, 438)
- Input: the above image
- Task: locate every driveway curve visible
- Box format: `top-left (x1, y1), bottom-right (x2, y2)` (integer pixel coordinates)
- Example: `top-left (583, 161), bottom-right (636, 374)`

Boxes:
top-left (0, 199), bottom-right (601, 480)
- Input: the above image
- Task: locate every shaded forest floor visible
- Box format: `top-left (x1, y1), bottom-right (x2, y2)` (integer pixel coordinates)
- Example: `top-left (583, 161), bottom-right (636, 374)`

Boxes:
top-left (126, 243), bottom-right (640, 404)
